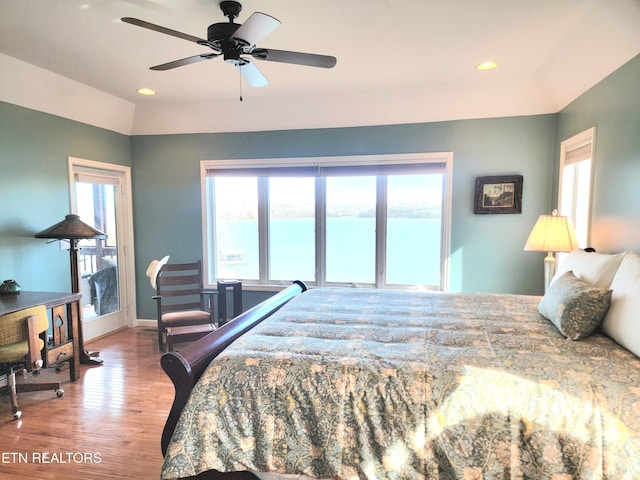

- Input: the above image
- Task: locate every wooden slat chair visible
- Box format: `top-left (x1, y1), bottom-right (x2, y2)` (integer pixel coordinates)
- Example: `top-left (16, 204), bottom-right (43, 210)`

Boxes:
top-left (0, 305), bottom-right (64, 420)
top-left (153, 261), bottom-right (217, 351)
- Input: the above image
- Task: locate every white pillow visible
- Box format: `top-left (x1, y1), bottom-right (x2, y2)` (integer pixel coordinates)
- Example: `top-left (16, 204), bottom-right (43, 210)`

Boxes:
top-left (552, 249), bottom-right (628, 289)
top-left (600, 251), bottom-right (640, 357)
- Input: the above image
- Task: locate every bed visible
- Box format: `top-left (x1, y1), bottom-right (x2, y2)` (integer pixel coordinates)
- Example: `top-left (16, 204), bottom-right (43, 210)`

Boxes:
top-left (160, 251), bottom-right (640, 480)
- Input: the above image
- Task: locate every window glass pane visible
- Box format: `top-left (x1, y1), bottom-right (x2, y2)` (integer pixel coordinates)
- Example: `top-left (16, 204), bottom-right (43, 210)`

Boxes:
top-left (326, 176), bottom-right (376, 284)
top-left (560, 159), bottom-right (591, 247)
top-left (560, 165), bottom-right (576, 220)
top-left (76, 183), bottom-right (95, 231)
top-left (213, 177), bottom-right (259, 279)
top-left (75, 181), bottom-right (120, 319)
top-left (104, 186), bottom-right (118, 248)
top-left (76, 182), bottom-right (118, 265)
top-left (268, 177), bottom-right (315, 282)
top-left (386, 174), bottom-right (442, 286)
top-left (574, 160), bottom-right (592, 245)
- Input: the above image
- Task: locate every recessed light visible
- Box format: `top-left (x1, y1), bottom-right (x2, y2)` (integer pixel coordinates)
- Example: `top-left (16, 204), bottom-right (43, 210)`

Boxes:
top-left (137, 88), bottom-right (156, 95)
top-left (476, 61), bottom-right (498, 71)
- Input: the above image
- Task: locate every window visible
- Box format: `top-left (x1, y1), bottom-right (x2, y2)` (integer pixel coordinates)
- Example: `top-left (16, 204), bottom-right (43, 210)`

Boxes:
top-left (211, 177), bottom-right (259, 279)
top-left (386, 174), bottom-right (443, 286)
top-left (269, 177), bottom-right (316, 281)
top-left (558, 128), bottom-right (595, 247)
top-left (325, 176), bottom-right (377, 284)
top-left (201, 153), bottom-right (452, 291)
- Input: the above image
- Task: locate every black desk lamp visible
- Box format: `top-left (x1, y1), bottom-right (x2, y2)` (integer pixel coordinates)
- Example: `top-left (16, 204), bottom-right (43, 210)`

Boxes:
top-left (36, 214), bottom-right (107, 365)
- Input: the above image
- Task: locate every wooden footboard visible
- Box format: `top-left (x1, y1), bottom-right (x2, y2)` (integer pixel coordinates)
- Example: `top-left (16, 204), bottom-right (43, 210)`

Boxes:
top-left (160, 280), bottom-right (307, 456)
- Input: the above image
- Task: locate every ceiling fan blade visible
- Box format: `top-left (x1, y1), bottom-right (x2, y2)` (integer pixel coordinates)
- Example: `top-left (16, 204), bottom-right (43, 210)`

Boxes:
top-left (151, 53), bottom-right (219, 71)
top-left (252, 48), bottom-right (337, 69)
top-left (121, 17), bottom-right (207, 45)
top-left (234, 60), bottom-right (268, 87)
top-left (231, 12), bottom-right (280, 47)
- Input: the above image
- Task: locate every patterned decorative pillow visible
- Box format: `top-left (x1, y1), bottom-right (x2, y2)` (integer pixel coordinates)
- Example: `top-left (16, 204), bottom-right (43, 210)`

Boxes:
top-left (538, 270), bottom-right (612, 340)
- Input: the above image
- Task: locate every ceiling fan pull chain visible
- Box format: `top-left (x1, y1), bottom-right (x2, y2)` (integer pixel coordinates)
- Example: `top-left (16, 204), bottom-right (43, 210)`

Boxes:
top-left (239, 65), bottom-right (243, 101)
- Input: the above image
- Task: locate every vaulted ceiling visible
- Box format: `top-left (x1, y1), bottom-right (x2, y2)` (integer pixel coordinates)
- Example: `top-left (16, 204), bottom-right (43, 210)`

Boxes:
top-left (1, 0), bottom-right (639, 134)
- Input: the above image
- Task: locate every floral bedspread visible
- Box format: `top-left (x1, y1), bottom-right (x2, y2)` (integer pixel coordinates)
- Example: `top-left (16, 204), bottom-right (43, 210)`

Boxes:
top-left (162, 288), bottom-right (640, 479)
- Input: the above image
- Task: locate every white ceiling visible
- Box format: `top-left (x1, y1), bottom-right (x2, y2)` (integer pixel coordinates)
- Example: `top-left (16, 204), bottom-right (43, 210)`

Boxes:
top-left (1, 0), bottom-right (640, 135)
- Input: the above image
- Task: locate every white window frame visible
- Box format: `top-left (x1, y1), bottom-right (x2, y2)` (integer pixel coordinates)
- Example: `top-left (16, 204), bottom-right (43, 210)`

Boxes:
top-left (558, 127), bottom-right (596, 248)
top-left (201, 152), bottom-right (453, 292)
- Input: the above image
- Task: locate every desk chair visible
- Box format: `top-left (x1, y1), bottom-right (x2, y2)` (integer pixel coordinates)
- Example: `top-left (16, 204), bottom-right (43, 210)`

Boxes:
top-left (153, 260), bottom-right (217, 351)
top-left (0, 305), bottom-right (64, 420)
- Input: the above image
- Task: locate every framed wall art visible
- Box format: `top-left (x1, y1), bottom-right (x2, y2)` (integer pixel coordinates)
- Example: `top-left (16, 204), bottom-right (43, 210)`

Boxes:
top-left (474, 175), bottom-right (523, 214)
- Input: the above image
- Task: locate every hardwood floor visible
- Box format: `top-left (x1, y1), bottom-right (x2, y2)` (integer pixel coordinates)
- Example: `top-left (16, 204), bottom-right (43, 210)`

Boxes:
top-left (0, 327), bottom-right (173, 479)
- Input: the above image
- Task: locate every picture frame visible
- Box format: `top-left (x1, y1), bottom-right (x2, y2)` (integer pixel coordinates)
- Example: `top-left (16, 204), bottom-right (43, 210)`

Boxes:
top-left (474, 175), bottom-right (523, 214)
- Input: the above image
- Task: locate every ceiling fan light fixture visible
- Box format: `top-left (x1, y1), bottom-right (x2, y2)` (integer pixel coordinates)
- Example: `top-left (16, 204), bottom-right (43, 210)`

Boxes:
top-left (137, 87), bottom-right (156, 95)
top-left (122, 1), bottom-right (337, 90)
top-left (476, 61), bottom-right (498, 71)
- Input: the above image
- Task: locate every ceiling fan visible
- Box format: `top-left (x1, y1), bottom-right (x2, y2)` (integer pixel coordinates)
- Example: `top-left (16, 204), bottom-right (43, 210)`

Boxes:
top-left (121, 1), bottom-right (337, 88)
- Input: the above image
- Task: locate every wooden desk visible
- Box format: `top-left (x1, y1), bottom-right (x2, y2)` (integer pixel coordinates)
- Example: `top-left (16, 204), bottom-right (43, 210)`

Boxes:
top-left (0, 291), bottom-right (81, 381)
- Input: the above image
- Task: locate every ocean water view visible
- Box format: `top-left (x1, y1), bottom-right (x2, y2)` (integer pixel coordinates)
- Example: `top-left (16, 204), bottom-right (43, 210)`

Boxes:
top-left (215, 217), bottom-right (442, 287)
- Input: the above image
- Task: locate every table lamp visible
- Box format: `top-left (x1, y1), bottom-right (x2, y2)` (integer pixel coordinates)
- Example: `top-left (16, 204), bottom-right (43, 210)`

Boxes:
top-left (36, 214), bottom-right (107, 365)
top-left (524, 209), bottom-right (579, 292)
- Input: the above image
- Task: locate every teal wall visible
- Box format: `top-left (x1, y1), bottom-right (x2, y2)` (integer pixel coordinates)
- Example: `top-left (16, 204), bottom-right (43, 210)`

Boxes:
top-left (0, 102), bottom-right (131, 292)
top-left (555, 54), bottom-right (640, 253)
top-left (1, 53), bottom-right (638, 322)
top-left (131, 115), bottom-right (556, 319)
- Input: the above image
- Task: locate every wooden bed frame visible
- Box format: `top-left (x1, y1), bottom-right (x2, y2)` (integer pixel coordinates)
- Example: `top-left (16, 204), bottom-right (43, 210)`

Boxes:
top-left (160, 280), bottom-right (307, 461)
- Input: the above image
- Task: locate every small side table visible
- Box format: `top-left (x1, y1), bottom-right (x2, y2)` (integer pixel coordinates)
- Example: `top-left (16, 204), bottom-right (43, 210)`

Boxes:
top-left (217, 280), bottom-right (242, 326)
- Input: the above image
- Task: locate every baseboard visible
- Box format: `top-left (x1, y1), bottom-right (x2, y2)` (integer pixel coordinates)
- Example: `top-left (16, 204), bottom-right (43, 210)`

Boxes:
top-left (83, 320), bottom-right (157, 345)
top-left (135, 318), bottom-right (158, 328)
top-left (84, 325), bottom-right (128, 344)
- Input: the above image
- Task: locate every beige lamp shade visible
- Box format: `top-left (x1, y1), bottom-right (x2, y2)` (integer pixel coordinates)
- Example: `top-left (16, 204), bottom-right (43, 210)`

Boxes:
top-left (524, 210), bottom-right (579, 292)
top-left (524, 210), bottom-right (579, 253)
